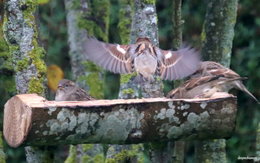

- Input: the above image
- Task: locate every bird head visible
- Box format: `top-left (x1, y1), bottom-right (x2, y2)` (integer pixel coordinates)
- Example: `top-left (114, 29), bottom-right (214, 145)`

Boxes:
top-left (57, 79), bottom-right (76, 92)
top-left (136, 37), bottom-right (151, 43)
top-left (135, 38), bottom-right (155, 56)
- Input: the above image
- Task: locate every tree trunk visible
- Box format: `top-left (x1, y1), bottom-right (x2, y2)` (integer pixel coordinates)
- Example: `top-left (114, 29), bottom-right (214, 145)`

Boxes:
top-left (4, 0), bottom-right (49, 162)
top-left (0, 132), bottom-right (6, 162)
top-left (64, 0), bottom-right (110, 162)
top-left (105, 1), bottom-right (140, 162)
top-left (201, 0), bottom-right (238, 67)
top-left (195, 0), bottom-right (238, 162)
top-left (172, 1), bottom-right (185, 162)
top-left (256, 121), bottom-right (260, 160)
top-left (172, 0), bottom-right (183, 50)
top-left (118, 0), bottom-right (171, 162)
top-left (0, 1), bottom-right (18, 162)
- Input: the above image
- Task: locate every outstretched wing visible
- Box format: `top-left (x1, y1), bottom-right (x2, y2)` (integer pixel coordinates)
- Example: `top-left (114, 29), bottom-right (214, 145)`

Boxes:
top-left (83, 37), bottom-right (133, 74)
top-left (156, 46), bottom-right (201, 80)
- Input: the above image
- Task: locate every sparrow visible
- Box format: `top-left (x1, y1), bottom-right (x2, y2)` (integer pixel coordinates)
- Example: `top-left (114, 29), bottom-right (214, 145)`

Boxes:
top-left (167, 61), bottom-right (259, 103)
top-left (55, 79), bottom-right (94, 101)
top-left (83, 37), bottom-right (200, 81)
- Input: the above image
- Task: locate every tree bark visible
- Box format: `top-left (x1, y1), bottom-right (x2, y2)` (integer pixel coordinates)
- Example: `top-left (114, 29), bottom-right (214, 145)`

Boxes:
top-left (201, 0), bottom-right (238, 67)
top-left (0, 2), bottom-right (13, 162)
top-left (195, 0), bottom-right (238, 162)
top-left (119, 0), bottom-right (163, 100)
top-left (117, 0), bottom-right (168, 162)
top-left (172, 0), bottom-right (183, 50)
top-left (256, 122), bottom-right (260, 160)
top-left (172, 1), bottom-right (185, 162)
top-left (4, 0), bottom-right (49, 162)
top-left (105, 1), bottom-right (138, 162)
top-left (0, 132), bottom-right (6, 163)
top-left (64, 0), bottom-right (110, 162)
top-left (64, 0), bottom-right (89, 90)
top-left (3, 94), bottom-right (237, 148)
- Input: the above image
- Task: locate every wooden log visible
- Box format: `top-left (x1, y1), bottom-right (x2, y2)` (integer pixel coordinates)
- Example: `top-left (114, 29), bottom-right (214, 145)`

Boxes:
top-left (3, 94), bottom-right (237, 148)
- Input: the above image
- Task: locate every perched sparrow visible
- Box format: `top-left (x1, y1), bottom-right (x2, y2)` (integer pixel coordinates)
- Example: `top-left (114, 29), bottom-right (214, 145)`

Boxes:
top-left (55, 79), bottom-right (94, 101)
top-left (191, 61), bottom-right (238, 78)
top-left (167, 61), bottom-right (259, 103)
top-left (83, 37), bottom-right (200, 81)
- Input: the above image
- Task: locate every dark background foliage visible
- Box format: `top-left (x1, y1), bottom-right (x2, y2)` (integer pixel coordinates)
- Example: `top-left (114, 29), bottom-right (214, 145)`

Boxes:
top-left (3, 0), bottom-right (259, 162)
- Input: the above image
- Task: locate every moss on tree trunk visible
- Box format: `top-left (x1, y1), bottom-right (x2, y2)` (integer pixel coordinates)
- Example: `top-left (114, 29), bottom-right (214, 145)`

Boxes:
top-left (4, 0), bottom-right (49, 162)
top-left (195, 0), bottom-right (238, 162)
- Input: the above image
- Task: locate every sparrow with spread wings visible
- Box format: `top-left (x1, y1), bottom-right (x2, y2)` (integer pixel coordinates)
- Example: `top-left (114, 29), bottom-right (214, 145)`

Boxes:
top-left (83, 37), bottom-right (200, 81)
top-left (167, 61), bottom-right (259, 104)
top-left (55, 79), bottom-right (95, 101)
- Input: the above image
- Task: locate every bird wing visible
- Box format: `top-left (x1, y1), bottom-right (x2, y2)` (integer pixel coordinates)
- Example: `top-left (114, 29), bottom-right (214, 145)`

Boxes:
top-left (184, 76), bottom-right (220, 90)
top-left (74, 88), bottom-right (95, 101)
top-left (83, 37), bottom-right (133, 74)
top-left (193, 61), bottom-right (240, 79)
top-left (156, 46), bottom-right (201, 80)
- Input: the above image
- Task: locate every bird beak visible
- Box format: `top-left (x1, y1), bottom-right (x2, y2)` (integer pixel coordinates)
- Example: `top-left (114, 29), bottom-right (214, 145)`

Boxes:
top-left (57, 85), bottom-right (63, 89)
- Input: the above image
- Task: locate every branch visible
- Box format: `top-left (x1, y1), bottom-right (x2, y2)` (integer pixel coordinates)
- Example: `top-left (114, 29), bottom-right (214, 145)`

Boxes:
top-left (4, 94), bottom-right (237, 148)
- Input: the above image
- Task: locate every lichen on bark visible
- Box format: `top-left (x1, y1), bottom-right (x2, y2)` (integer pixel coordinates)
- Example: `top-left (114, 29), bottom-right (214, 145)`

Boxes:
top-left (201, 0), bottom-right (238, 67)
top-left (4, 0), bottom-right (49, 162)
top-left (65, 0), bottom-right (110, 161)
top-left (256, 122), bottom-right (260, 159)
top-left (195, 0), bottom-right (238, 162)
top-left (0, 132), bottom-right (6, 163)
top-left (66, 0), bottom-right (110, 99)
top-left (4, 0), bottom-right (47, 96)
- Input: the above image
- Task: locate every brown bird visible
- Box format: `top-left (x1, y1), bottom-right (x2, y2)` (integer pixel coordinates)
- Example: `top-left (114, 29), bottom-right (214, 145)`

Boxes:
top-left (167, 61), bottom-right (259, 103)
top-left (83, 37), bottom-right (200, 81)
top-left (55, 79), bottom-right (94, 101)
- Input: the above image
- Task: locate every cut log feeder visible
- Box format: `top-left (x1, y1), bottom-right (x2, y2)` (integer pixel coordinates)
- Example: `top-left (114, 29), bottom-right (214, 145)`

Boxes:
top-left (3, 94), bottom-right (237, 148)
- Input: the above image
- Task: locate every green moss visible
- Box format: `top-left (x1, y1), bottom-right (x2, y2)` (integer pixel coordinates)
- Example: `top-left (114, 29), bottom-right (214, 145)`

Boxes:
top-left (0, 132), bottom-right (6, 163)
top-left (22, 0), bottom-right (47, 77)
top-left (80, 145), bottom-right (105, 163)
top-left (65, 145), bottom-right (77, 163)
top-left (122, 88), bottom-right (135, 95)
top-left (93, 154), bottom-right (105, 162)
top-left (200, 24), bottom-right (206, 43)
top-left (77, 0), bottom-right (110, 42)
top-left (0, 39), bottom-right (9, 57)
top-left (77, 14), bottom-right (107, 42)
top-left (18, 0), bottom-right (47, 96)
top-left (0, 39), bottom-right (13, 71)
top-left (92, 0), bottom-right (110, 42)
top-left (82, 144), bottom-right (94, 152)
top-left (106, 145), bottom-right (143, 163)
top-left (81, 153), bottom-right (104, 163)
top-left (27, 43), bottom-right (46, 95)
top-left (16, 57), bottom-right (29, 71)
top-left (86, 73), bottom-right (104, 99)
top-left (28, 77), bottom-right (44, 94)
top-left (118, 5), bottom-right (132, 44)
top-left (81, 155), bottom-right (91, 163)
top-left (80, 61), bottom-right (104, 99)
top-left (77, 17), bottom-right (95, 36)
top-left (120, 73), bottom-right (136, 84)
top-left (20, 0), bottom-right (37, 26)
top-left (28, 42), bottom-right (47, 76)
top-left (82, 61), bottom-right (102, 72)
top-left (0, 76), bottom-right (16, 96)
top-left (142, 0), bottom-right (155, 4)
top-left (71, 0), bottom-right (81, 10)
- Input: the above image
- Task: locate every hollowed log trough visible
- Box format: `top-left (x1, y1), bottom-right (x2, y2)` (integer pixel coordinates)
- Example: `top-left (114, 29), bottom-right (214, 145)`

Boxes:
top-left (3, 94), bottom-right (237, 148)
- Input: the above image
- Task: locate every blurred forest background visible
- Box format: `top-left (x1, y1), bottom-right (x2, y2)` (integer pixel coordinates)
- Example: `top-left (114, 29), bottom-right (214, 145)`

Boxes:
top-left (0, 0), bottom-right (259, 162)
